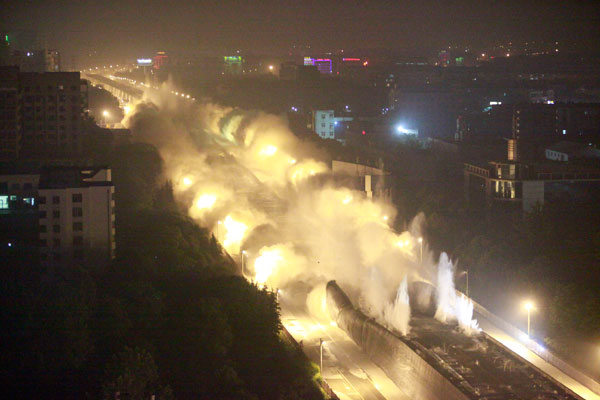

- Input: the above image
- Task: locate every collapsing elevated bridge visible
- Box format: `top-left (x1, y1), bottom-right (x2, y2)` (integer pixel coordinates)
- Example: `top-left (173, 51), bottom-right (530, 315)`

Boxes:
top-left (326, 280), bottom-right (582, 400)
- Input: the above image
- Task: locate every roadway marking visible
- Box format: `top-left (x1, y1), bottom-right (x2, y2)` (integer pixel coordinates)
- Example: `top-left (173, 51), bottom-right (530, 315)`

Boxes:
top-left (281, 299), bottom-right (389, 400)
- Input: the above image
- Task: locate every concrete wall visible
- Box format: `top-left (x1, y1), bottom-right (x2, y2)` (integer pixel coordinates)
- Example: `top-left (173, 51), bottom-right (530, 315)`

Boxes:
top-left (327, 281), bottom-right (470, 400)
top-left (522, 180), bottom-right (544, 211)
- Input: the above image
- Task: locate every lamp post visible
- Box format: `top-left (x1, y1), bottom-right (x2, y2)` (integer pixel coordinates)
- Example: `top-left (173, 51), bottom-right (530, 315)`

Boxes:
top-left (241, 250), bottom-right (247, 278)
top-left (319, 338), bottom-right (324, 374)
top-left (418, 237), bottom-right (423, 264)
top-left (524, 301), bottom-right (534, 337)
top-left (459, 270), bottom-right (469, 298)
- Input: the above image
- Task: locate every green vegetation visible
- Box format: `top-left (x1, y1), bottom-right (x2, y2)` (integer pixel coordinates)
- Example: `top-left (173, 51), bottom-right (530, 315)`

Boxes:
top-left (0, 143), bottom-right (324, 399)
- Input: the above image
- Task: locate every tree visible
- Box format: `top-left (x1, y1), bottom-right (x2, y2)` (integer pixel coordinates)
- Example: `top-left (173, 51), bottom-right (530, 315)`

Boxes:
top-left (102, 346), bottom-right (171, 400)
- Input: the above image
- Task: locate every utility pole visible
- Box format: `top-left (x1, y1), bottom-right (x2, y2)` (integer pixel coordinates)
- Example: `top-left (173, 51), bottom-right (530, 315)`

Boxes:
top-left (319, 338), bottom-right (324, 374)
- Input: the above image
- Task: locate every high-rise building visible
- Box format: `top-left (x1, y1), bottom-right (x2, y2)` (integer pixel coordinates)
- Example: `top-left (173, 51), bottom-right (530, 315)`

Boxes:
top-left (0, 67), bottom-right (21, 160)
top-left (13, 49), bottom-right (60, 72)
top-left (312, 110), bottom-right (335, 139)
top-left (223, 56), bottom-right (243, 75)
top-left (17, 69), bottom-right (88, 160)
top-left (304, 57), bottom-right (332, 74)
top-left (153, 51), bottom-right (168, 70)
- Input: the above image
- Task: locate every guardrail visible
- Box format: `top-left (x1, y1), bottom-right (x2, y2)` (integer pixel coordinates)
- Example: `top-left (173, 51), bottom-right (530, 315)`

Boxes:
top-left (469, 295), bottom-right (600, 397)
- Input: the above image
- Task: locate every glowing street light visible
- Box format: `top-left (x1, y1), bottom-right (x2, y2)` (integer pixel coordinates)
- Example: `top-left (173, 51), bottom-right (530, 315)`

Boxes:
top-left (524, 301), bottom-right (535, 337)
top-left (241, 250), bottom-right (247, 277)
top-left (459, 270), bottom-right (469, 298)
top-left (182, 176), bottom-right (193, 187)
top-left (319, 338), bottom-right (324, 374)
top-left (268, 65), bottom-right (274, 71)
top-left (101, 110), bottom-right (110, 127)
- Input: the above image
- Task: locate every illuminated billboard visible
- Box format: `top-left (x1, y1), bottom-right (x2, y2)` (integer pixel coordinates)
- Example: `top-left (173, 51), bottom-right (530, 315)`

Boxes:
top-left (224, 56), bottom-right (243, 64)
top-left (137, 58), bottom-right (154, 67)
top-left (223, 56), bottom-right (243, 75)
top-left (303, 57), bottom-right (331, 74)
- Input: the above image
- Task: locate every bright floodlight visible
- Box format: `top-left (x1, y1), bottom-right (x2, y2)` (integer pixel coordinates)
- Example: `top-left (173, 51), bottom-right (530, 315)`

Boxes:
top-left (259, 145), bottom-right (277, 157)
top-left (268, 65), bottom-right (274, 71)
top-left (396, 125), bottom-right (418, 135)
top-left (102, 110), bottom-right (109, 117)
top-left (418, 237), bottom-right (423, 243)
top-left (524, 301), bottom-right (534, 311)
top-left (182, 176), bottom-right (193, 187)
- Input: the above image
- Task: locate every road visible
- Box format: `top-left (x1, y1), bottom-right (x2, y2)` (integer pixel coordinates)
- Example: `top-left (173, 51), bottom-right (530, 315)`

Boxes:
top-left (279, 294), bottom-right (409, 400)
top-left (477, 315), bottom-right (600, 400)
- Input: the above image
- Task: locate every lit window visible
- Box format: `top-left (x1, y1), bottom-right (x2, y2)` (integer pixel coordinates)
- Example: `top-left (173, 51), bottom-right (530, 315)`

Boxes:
top-left (0, 195), bottom-right (7, 209)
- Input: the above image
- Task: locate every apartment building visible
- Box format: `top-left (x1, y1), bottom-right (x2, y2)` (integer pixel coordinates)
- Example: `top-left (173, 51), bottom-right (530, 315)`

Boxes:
top-left (0, 166), bottom-right (115, 265)
top-left (38, 167), bottom-right (115, 265)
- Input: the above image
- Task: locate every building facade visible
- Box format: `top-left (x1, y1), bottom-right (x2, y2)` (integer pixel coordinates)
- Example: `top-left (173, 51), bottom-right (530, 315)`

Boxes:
top-left (0, 67), bottom-right (20, 159)
top-left (312, 110), bottom-right (335, 140)
top-left (0, 68), bottom-right (89, 160)
top-left (464, 160), bottom-right (600, 212)
top-left (0, 167), bottom-right (115, 266)
top-left (38, 167), bottom-right (115, 266)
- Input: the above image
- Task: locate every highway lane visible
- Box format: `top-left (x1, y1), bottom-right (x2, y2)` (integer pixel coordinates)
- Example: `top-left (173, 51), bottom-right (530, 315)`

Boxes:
top-left (477, 315), bottom-right (600, 400)
top-left (279, 294), bottom-right (409, 400)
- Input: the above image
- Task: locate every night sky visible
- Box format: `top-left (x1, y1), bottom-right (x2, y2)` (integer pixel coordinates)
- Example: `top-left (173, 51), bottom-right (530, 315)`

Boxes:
top-left (2, 0), bottom-right (599, 59)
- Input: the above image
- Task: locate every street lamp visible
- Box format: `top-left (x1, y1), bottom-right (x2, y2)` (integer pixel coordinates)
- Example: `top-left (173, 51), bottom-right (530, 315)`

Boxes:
top-left (459, 270), bottom-right (469, 298)
top-left (241, 250), bottom-right (247, 278)
top-left (524, 301), bottom-right (535, 337)
top-left (102, 110), bottom-right (110, 127)
top-left (417, 237), bottom-right (423, 264)
top-left (319, 338), bottom-right (324, 374)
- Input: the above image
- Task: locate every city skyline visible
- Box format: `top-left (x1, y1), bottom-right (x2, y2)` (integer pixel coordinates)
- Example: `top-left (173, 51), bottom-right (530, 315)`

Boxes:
top-left (2, 0), bottom-right (599, 60)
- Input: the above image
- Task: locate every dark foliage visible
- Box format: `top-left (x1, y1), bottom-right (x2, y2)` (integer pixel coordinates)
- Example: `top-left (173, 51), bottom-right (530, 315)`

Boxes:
top-left (0, 143), bottom-right (324, 399)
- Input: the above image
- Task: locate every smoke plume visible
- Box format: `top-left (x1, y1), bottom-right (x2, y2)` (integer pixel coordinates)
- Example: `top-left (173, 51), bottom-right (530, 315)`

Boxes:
top-left (122, 81), bottom-right (478, 336)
